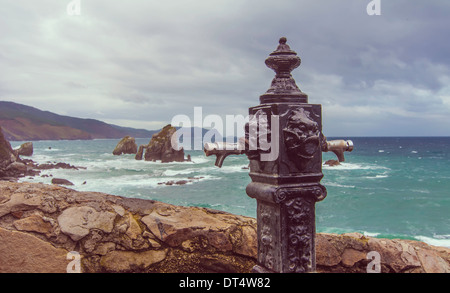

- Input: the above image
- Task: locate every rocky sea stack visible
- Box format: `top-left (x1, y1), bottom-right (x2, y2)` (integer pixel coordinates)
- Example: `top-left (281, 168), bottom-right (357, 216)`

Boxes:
top-left (140, 124), bottom-right (185, 163)
top-left (0, 127), bottom-right (36, 180)
top-left (0, 127), bottom-right (18, 168)
top-left (113, 136), bottom-right (138, 156)
top-left (14, 142), bottom-right (33, 157)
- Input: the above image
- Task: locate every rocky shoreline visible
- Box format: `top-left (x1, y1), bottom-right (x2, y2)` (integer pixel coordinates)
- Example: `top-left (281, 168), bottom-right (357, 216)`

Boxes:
top-left (0, 126), bottom-right (86, 186)
top-left (0, 181), bottom-right (448, 273)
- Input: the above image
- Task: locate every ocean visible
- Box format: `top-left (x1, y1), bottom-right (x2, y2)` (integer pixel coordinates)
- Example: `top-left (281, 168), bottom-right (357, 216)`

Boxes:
top-left (11, 137), bottom-right (450, 248)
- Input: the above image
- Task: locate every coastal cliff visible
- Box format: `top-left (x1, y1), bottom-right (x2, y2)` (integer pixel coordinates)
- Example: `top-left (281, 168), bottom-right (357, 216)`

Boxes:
top-left (0, 181), bottom-right (448, 273)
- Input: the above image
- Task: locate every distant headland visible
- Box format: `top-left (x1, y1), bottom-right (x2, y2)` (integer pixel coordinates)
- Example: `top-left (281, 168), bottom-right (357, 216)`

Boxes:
top-left (0, 101), bottom-right (158, 141)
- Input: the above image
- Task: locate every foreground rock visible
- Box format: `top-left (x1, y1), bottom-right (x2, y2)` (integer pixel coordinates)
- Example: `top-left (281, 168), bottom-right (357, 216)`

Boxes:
top-left (0, 181), bottom-right (448, 273)
top-left (51, 178), bottom-right (74, 186)
top-left (143, 124), bottom-right (185, 163)
top-left (316, 232), bottom-right (449, 273)
top-left (0, 181), bottom-right (256, 273)
top-left (113, 136), bottom-right (138, 156)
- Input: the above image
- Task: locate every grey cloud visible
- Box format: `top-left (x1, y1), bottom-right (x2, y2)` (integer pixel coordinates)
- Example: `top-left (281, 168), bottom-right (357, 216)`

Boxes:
top-left (1, 0), bottom-right (449, 136)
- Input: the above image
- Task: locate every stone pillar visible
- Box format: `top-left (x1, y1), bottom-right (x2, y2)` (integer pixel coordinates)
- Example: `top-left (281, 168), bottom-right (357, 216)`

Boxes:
top-left (245, 37), bottom-right (327, 273)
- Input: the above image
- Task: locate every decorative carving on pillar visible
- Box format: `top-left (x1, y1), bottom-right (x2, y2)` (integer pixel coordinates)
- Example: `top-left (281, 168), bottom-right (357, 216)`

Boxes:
top-left (285, 196), bottom-right (314, 273)
top-left (245, 109), bottom-right (273, 161)
top-left (274, 185), bottom-right (327, 204)
top-left (283, 108), bottom-right (321, 170)
top-left (258, 203), bottom-right (276, 271)
top-left (261, 37), bottom-right (308, 104)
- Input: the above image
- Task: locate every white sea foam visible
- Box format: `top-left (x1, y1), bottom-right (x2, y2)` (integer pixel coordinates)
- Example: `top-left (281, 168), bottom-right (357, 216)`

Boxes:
top-left (66, 173), bottom-right (218, 194)
top-left (324, 182), bottom-right (356, 188)
top-left (415, 235), bottom-right (450, 248)
top-left (362, 231), bottom-right (381, 237)
top-left (323, 162), bottom-right (389, 171)
top-left (218, 165), bottom-right (249, 173)
top-left (162, 169), bottom-right (193, 176)
top-left (77, 177), bottom-right (164, 192)
top-left (44, 148), bottom-right (60, 151)
top-left (410, 189), bottom-right (430, 194)
top-left (376, 174), bottom-right (388, 178)
top-left (30, 154), bottom-right (54, 163)
top-left (188, 156), bottom-right (210, 164)
top-left (318, 229), bottom-right (450, 248)
top-left (364, 174), bottom-right (389, 179)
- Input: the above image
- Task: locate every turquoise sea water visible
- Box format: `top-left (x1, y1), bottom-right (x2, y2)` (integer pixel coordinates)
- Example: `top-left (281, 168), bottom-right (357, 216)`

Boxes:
top-left (12, 137), bottom-right (450, 248)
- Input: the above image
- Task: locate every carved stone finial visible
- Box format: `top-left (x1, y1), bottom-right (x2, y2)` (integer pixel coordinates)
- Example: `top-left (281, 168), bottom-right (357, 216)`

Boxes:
top-left (261, 37), bottom-right (308, 103)
top-left (271, 37), bottom-right (296, 55)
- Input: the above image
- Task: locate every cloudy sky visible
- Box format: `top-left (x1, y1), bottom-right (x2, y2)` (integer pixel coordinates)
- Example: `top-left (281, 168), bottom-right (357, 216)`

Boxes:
top-left (1, 0), bottom-right (450, 136)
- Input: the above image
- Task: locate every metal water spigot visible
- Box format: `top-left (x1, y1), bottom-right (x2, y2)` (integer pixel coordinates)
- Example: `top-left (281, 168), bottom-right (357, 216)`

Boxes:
top-left (322, 139), bottom-right (354, 162)
top-left (204, 140), bottom-right (245, 167)
top-left (205, 137), bottom-right (354, 167)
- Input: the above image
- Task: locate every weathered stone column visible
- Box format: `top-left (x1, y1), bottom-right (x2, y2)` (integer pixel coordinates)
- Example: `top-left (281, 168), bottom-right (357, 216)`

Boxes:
top-left (244, 37), bottom-right (326, 273)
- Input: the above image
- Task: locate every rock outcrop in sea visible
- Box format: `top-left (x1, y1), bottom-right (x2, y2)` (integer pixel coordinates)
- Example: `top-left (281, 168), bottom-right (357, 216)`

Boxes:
top-left (0, 127), bottom-right (84, 184)
top-left (135, 144), bottom-right (148, 160)
top-left (0, 127), bottom-right (18, 169)
top-left (0, 181), bottom-right (448, 273)
top-left (14, 142), bottom-right (33, 157)
top-left (0, 127), bottom-right (36, 180)
top-left (140, 124), bottom-right (185, 163)
top-left (113, 136), bottom-right (138, 156)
